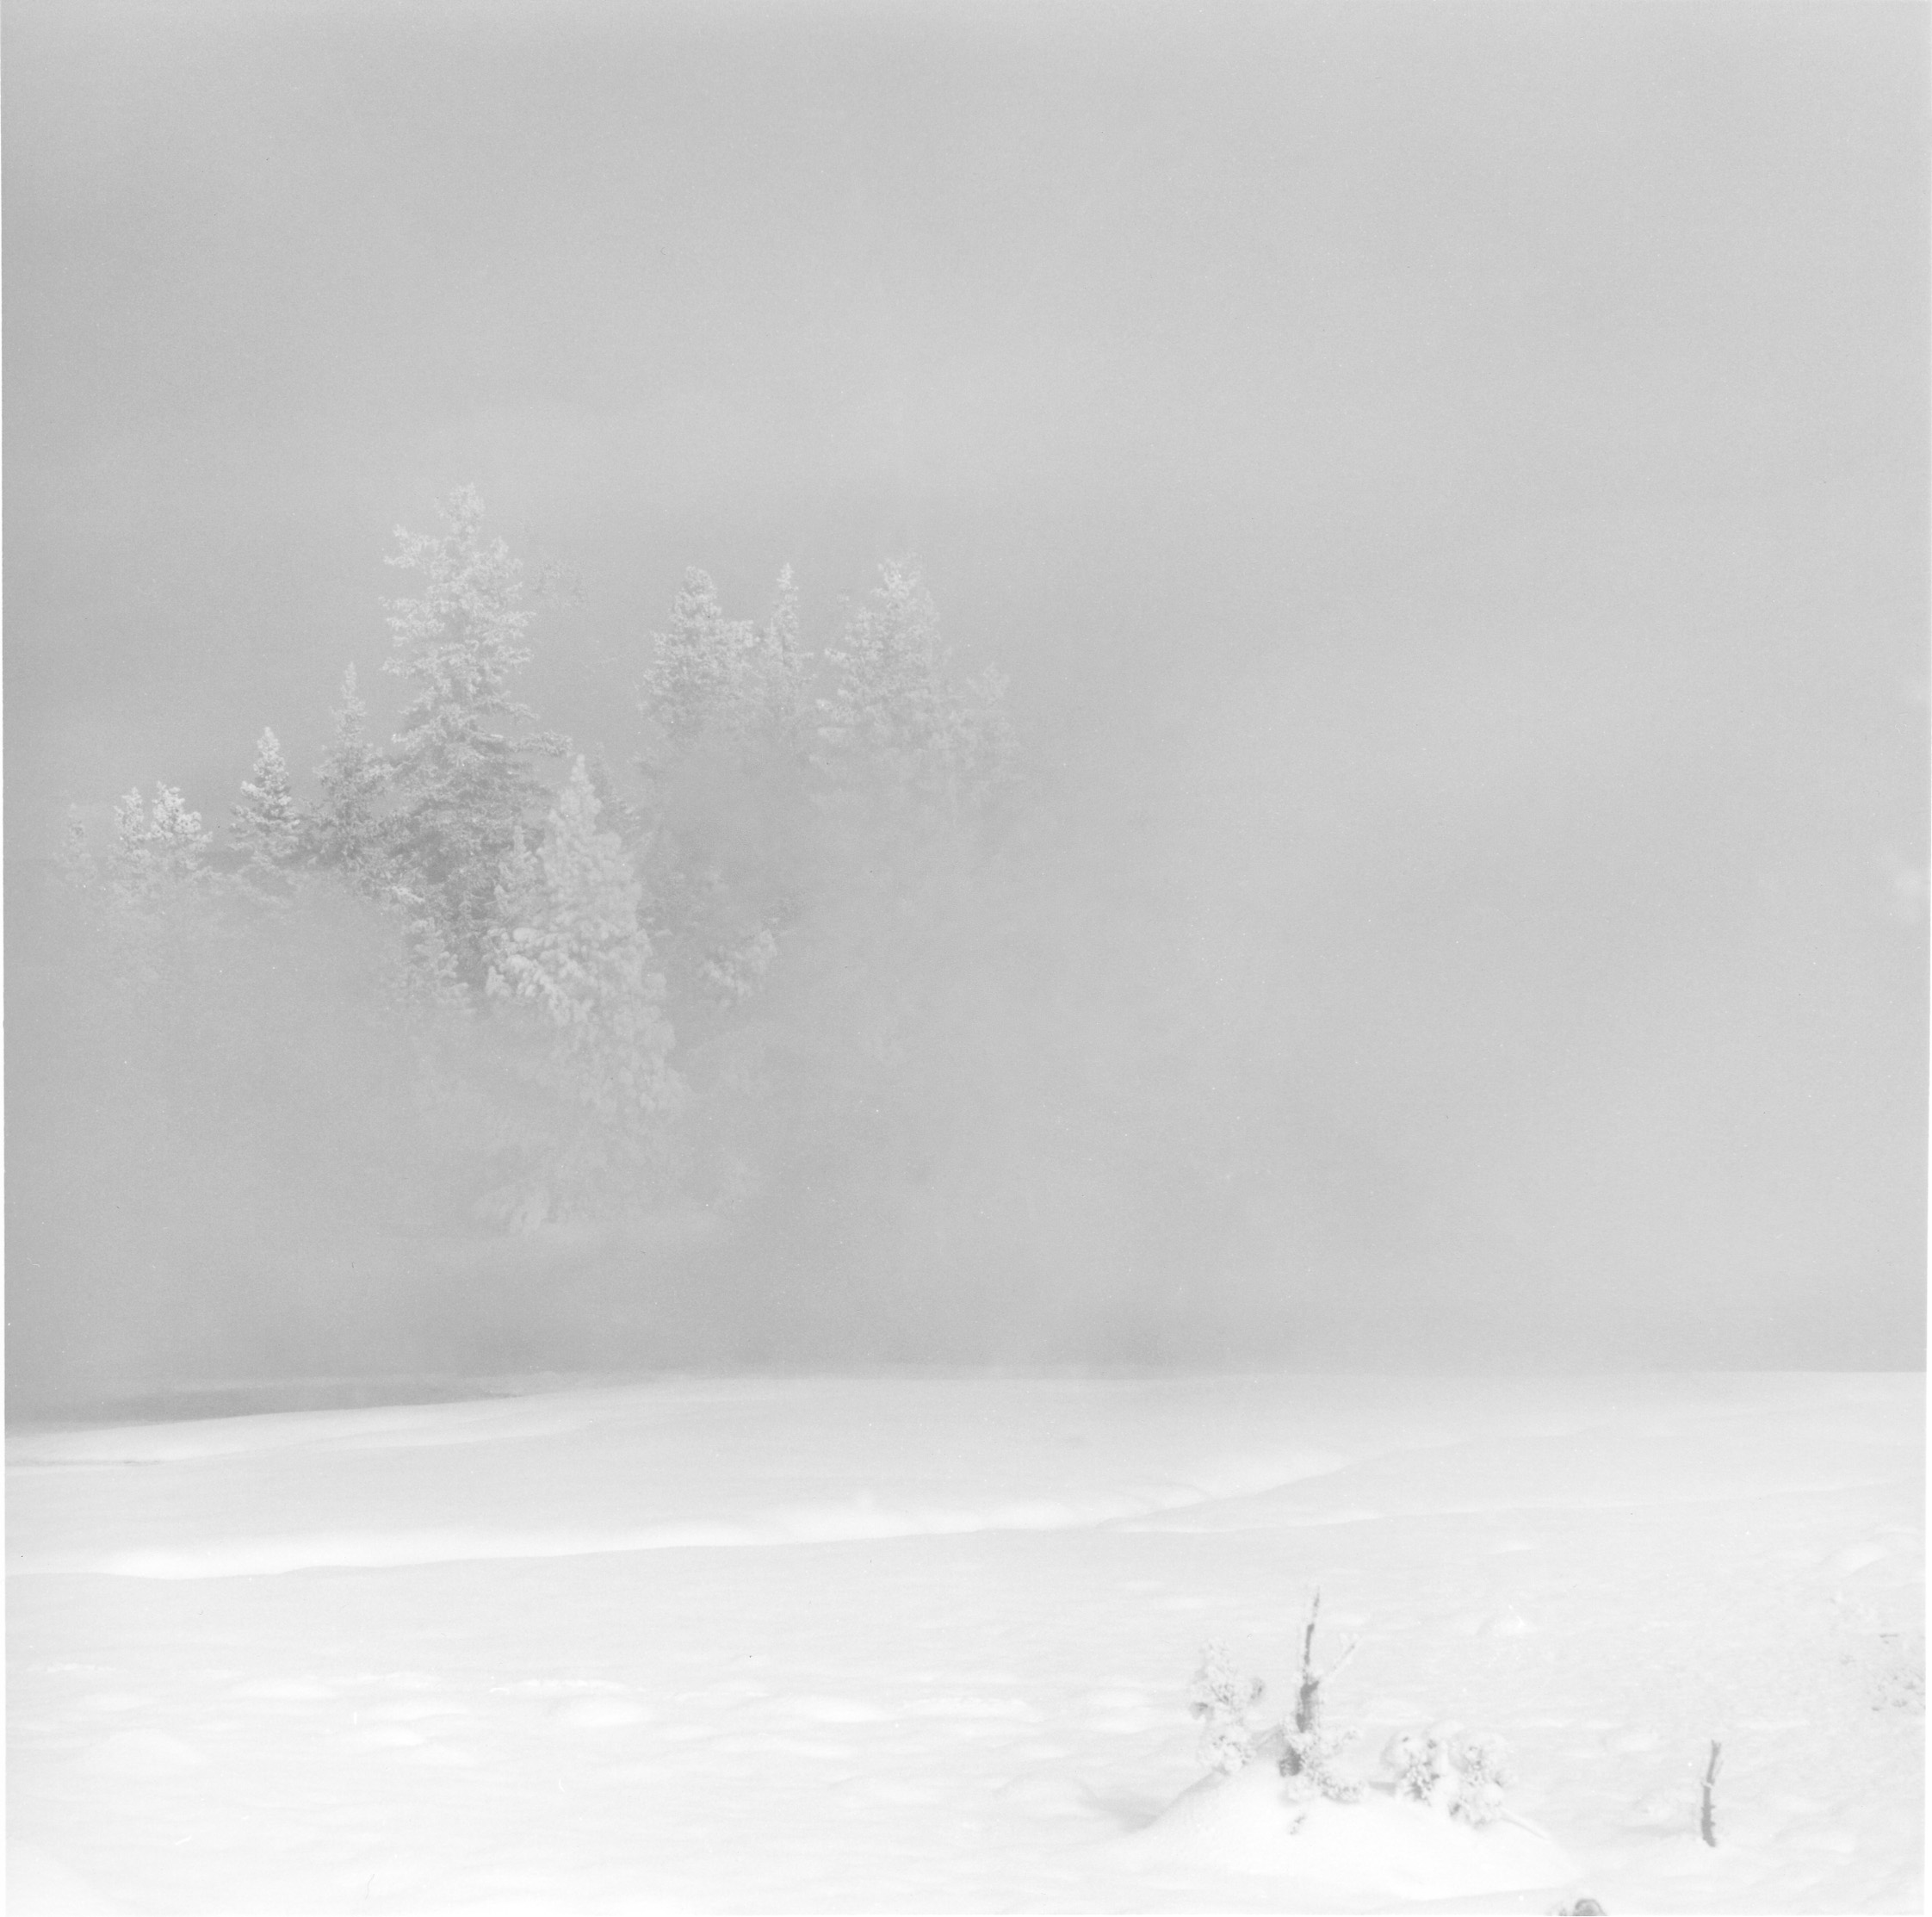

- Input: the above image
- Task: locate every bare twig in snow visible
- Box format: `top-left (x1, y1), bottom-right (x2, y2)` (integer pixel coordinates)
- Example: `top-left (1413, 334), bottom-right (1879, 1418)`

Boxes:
top-left (1699, 1739), bottom-right (1723, 1846)
top-left (1291, 1588), bottom-right (1359, 1740)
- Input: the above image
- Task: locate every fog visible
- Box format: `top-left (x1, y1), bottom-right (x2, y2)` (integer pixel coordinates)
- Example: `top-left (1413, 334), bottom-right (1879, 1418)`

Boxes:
top-left (6, 2), bottom-right (1925, 1411)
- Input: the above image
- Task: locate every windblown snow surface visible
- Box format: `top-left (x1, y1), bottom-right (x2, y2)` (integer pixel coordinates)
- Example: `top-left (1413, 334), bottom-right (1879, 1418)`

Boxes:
top-left (7, 1373), bottom-right (1923, 1914)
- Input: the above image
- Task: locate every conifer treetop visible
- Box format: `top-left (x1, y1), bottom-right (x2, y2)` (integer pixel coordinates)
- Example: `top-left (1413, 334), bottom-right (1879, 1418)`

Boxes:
top-left (488, 756), bottom-right (683, 1207)
top-left (818, 559), bottom-right (1016, 813)
top-left (110, 783), bottom-right (213, 902)
top-left (641, 565), bottom-right (812, 764)
top-left (378, 487), bottom-right (566, 980)
top-left (312, 664), bottom-right (393, 878)
top-left (492, 758), bottom-right (674, 1066)
top-left (232, 727), bottom-right (304, 874)
top-left (384, 485), bottom-right (539, 746)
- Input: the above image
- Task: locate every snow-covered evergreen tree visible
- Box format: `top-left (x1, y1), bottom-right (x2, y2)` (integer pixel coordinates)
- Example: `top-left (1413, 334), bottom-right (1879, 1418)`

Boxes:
top-left (641, 568), bottom-right (752, 759)
top-left (311, 665), bottom-right (390, 878)
top-left (108, 783), bottom-right (214, 909)
top-left (734, 560), bottom-right (803, 757)
top-left (816, 560), bottom-right (1014, 817)
top-left (632, 565), bottom-right (816, 1046)
top-left (639, 565), bottom-right (809, 767)
top-left (64, 782), bottom-right (225, 990)
top-left (643, 561), bottom-right (1023, 1287)
top-left (230, 728), bottom-right (305, 891)
top-left (487, 758), bottom-right (682, 1220)
top-left (382, 486), bottom-right (565, 981)
top-left (755, 563), bottom-right (810, 754)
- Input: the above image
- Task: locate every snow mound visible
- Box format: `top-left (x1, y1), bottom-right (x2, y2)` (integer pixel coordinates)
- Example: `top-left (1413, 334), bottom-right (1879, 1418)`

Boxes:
top-left (1122, 1763), bottom-right (1579, 1901)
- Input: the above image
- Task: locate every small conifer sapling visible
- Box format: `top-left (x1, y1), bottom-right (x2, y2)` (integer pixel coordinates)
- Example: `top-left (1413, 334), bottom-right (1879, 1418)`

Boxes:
top-left (1187, 1643), bottom-right (1266, 1776)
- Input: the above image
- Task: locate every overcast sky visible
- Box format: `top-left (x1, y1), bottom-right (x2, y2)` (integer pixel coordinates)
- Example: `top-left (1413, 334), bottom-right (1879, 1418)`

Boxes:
top-left (6, 1), bottom-right (1926, 1366)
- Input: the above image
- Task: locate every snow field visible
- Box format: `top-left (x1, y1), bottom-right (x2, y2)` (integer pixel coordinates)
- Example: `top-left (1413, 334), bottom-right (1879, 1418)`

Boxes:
top-left (7, 1372), bottom-right (1923, 1913)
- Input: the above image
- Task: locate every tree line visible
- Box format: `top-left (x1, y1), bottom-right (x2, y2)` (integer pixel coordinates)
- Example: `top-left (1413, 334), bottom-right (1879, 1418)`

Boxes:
top-left (57, 487), bottom-right (1019, 1245)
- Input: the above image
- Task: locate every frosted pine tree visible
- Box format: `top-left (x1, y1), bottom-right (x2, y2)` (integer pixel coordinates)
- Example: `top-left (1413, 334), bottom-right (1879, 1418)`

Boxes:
top-left (762, 563), bottom-right (805, 684)
top-left (634, 567), bottom-right (813, 1024)
top-left (739, 562), bottom-right (1021, 1258)
top-left (312, 665), bottom-right (390, 878)
top-left (230, 728), bottom-right (305, 894)
top-left (752, 563), bottom-right (810, 753)
top-left (108, 784), bottom-right (214, 909)
top-left (382, 486), bottom-right (565, 981)
top-left (311, 661), bottom-right (469, 1009)
top-left (641, 568), bottom-right (752, 759)
top-left (816, 561), bottom-right (941, 779)
top-left (640, 565), bottom-right (814, 769)
top-left (487, 758), bottom-right (682, 1221)
top-left (817, 560), bottom-right (1014, 818)
top-left (87, 783), bottom-right (220, 987)
top-left (52, 785), bottom-right (208, 908)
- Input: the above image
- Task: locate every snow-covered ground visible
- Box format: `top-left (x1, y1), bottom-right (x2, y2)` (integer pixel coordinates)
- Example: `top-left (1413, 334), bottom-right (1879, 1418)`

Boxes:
top-left (7, 1372), bottom-right (1923, 1914)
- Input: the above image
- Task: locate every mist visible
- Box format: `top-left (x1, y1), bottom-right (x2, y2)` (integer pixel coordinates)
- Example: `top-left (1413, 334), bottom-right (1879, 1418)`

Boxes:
top-left (6, 1), bottom-right (1925, 1413)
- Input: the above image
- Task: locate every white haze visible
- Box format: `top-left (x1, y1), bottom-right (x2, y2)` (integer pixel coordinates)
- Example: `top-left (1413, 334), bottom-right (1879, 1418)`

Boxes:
top-left (4, 3), bottom-right (1925, 1407)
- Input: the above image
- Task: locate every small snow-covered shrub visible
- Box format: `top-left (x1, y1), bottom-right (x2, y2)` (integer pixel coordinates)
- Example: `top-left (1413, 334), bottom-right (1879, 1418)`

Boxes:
top-left (1384, 1722), bottom-right (1515, 1826)
top-left (1829, 1590), bottom-right (1925, 1715)
top-left (1844, 1624), bottom-right (1926, 1714)
top-left (1184, 1601), bottom-right (1519, 1824)
top-left (1870, 1631), bottom-right (1928, 1714)
top-left (1187, 1643), bottom-right (1266, 1775)
top-left (1186, 1595), bottom-right (1368, 1803)
top-left (1280, 1722), bottom-right (1365, 1804)
top-left (1384, 1726), bottom-right (1452, 1808)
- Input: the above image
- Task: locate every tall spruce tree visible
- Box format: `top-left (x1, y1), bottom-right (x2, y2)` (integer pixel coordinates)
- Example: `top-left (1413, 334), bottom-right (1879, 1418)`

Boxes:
top-left (230, 728), bottom-right (305, 892)
top-left (755, 563), bottom-right (811, 755)
top-left (84, 782), bottom-right (223, 990)
top-left (487, 757), bottom-right (681, 1222)
top-left (639, 568), bottom-right (756, 762)
top-left (640, 565), bottom-right (810, 769)
top-left (108, 783), bottom-right (214, 909)
top-left (381, 486), bottom-right (563, 980)
top-left (634, 568), bottom-right (816, 1036)
top-left (817, 560), bottom-right (1014, 818)
top-left (311, 665), bottom-right (390, 879)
